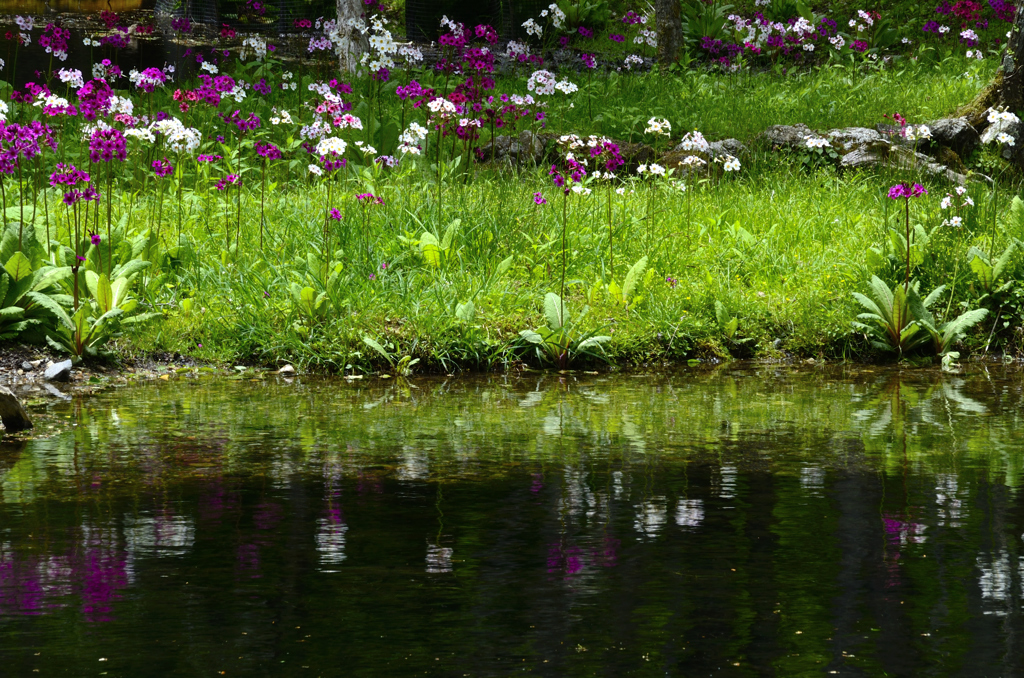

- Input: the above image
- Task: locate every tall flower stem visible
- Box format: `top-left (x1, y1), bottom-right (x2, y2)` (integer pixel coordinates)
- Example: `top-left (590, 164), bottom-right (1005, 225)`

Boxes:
top-left (106, 166), bottom-right (113, 276)
top-left (561, 191), bottom-right (568, 305)
top-left (903, 196), bottom-right (911, 291)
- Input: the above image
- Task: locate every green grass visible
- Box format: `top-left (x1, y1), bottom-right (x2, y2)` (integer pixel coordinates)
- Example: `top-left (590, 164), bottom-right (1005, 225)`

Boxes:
top-left (16, 54), bottom-right (1017, 373)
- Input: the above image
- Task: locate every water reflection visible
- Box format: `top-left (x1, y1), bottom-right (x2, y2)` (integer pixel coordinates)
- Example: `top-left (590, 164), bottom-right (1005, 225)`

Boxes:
top-left (0, 366), bottom-right (1021, 676)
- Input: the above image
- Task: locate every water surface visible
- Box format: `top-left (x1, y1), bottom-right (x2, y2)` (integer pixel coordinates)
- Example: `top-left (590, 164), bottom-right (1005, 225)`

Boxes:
top-left (1, 365), bottom-right (1023, 676)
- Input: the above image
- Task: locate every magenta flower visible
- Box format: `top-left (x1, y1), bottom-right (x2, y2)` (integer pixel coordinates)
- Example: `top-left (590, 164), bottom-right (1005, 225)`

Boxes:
top-left (152, 158), bottom-right (174, 178)
top-left (356, 192), bottom-right (384, 205)
top-left (329, 208), bottom-right (342, 220)
top-left (888, 183), bottom-right (927, 199)
top-left (533, 192), bottom-right (547, 205)
top-left (89, 232), bottom-right (101, 245)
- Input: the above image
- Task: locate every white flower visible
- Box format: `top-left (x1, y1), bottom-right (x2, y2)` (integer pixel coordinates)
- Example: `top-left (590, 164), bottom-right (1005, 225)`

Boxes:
top-left (805, 136), bottom-right (831, 149)
top-left (637, 164), bottom-right (648, 174)
top-left (649, 163), bottom-right (666, 175)
top-left (571, 185), bottom-right (591, 195)
top-left (681, 156), bottom-right (705, 167)
top-left (624, 54), bottom-right (644, 70)
top-left (678, 130), bottom-right (709, 153)
top-left (955, 185), bottom-right (968, 196)
top-left (830, 36), bottom-right (846, 50)
top-left (553, 79), bottom-right (578, 95)
top-left (902, 37), bottom-right (912, 44)
top-left (938, 25), bottom-right (949, 34)
top-left (241, 36), bottom-right (268, 61)
top-left (355, 141), bottom-right (377, 155)
top-left (315, 137), bottom-right (348, 156)
top-left (308, 164), bottom-right (324, 176)
top-left (803, 43), bottom-right (815, 52)
top-left (997, 132), bottom-right (1016, 146)
top-left (940, 195), bottom-right (953, 209)
top-left (947, 216), bottom-right (963, 227)
top-left (0, 99), bottom-right (8, 122)
top-left (961, 29), bottom-right (979, 42)
top-left (522, 18), bottom-right (542, 37)
top-left (963, 196), bottom-right (975, 206)
top-left (124, 127), bottom-right (156, 143)
top-left (645, 117), bottom-right (671, 136)
top-left (200, 61), bottom-right (219, 74)
top-left (723, 155), bottom-right (741, 172)
top-left (58, 68), bottom-right (84, 89)
top-left (527, 69), bottom-right (557, 96)
top-left (165, 126), bottom-right (202, 153)
top-left (426, 97), bottom-right (457, 116)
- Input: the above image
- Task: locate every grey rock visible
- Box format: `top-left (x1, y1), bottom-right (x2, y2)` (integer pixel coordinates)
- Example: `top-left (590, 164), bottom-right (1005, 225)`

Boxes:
top-left (840, 147), bottom-right (888, 169)
top-left (827, 127), bottom-right (886, 154)
top-left (760, 124), bottom-right (814, 149)
top-left (479, 130), bottom-right (546, 166)
top-left (706, 138), bottom-right (748, 158)
top-left (773, 338), bottom-right (784, 350)
top-left (277, 364), bottom-right (295, 375)
top-left (0, 385), bottom-right (32, 432)
top-left (42, 383), bottom-right (71, 401)
top-left (43, 359), bottom-right (72, 382)
top-left (926, 117), bottom-right (981, 159)
top-left (20, 361), bottom-right (33, 372)
top-left (840, 145), bottom-right (971, 186)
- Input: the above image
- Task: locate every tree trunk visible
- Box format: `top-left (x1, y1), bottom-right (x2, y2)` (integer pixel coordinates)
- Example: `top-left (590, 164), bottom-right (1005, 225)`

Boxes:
top-left (655, 0), bottom-right (683, 70)
top-left (962, 7), bottom-right (1024, 129)
top-left (335, 0), bottom-right (367, 73)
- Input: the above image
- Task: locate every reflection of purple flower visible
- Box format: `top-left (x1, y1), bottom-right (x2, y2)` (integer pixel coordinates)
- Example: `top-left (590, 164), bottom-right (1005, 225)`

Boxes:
top-left (593, 536), bottom-right (620, 567)
top-left (530, 473), bottom-right (544, 493)
top-left (236, 543), bottom-right (261, 578)
top-left (253, 502), bottom-right (283, 530)
top-left (547, 542), bottom-right (583, 577)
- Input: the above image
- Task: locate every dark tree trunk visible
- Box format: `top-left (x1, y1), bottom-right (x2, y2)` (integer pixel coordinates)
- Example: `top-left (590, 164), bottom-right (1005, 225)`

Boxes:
top-left (963, 7), bottom-right (1024, 129)
top-left (655, 0), bottom-right (683, 70)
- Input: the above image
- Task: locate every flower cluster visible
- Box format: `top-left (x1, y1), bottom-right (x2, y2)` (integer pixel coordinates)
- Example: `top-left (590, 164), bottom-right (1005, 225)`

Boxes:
top-left (88, 128), bottom-right (127, 163)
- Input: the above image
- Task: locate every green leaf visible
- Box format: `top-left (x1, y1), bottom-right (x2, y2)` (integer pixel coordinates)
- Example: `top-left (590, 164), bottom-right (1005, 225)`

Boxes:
top-left (361, 336), bottom-right (394, 365)
top-left (455, 300), bottom-right (475, 322)
top-left (95, 274), bottom-right (114, 315)
top-left (544, 292), bottom-right (568, 331)
top-left (519, 329), bottom-right (544, 344)
top-left (496, 255), bottom-right (513, 276)
top-left (622, 256), bottom-right (648, 302)
top-left (4, 252), bottom-right (32, 282)
top-left (419, 232), bottom-right (440, 267)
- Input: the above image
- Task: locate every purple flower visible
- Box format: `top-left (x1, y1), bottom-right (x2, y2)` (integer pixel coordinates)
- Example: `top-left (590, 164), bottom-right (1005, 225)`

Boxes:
top-left (533, 192), bottom-right (547, 205)
top-left (888, 183), bottom-right (927, 199)
top-left (356, 192), bottom-right (384, 205)
top-left (90, 232), bottom-right (101, 245)
top-left (254, 141), bottom-right (282, 160)
top-left (152, 158), bottom-right (174, 178)
top-left (609, 34), bottom-right (625, 43)
top-left (215, 174), bottom-right (240, 190)
top-left (88, 128), bottom-right (127, 163)
top-left (581, 53), bottom-right (597, 69)
top-left (329, 208), bottom-right (342, 220)
top-left (197, 154), bottom-right (222, 163)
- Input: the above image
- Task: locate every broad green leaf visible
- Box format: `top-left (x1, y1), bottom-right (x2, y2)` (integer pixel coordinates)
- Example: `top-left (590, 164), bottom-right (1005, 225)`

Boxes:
top-left (544, 292), bottom-right (568, 331)
top-left (622, 256), bottom-right (648, 302)
top-left (4, 252), bottom-right (32, 282)
top-left (455, 301), bottom-right (475, 322)
top-left (361, 336), bottom-right (393, 365)
top-left (95, 274), bottom-right (114, 315)
top-left (496, 255), bottom-right (513, 275)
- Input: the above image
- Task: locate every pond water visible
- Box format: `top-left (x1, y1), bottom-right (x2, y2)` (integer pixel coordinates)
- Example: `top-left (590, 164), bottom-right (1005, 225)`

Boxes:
top-left (1, 365), bottom-right (1024, 676)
